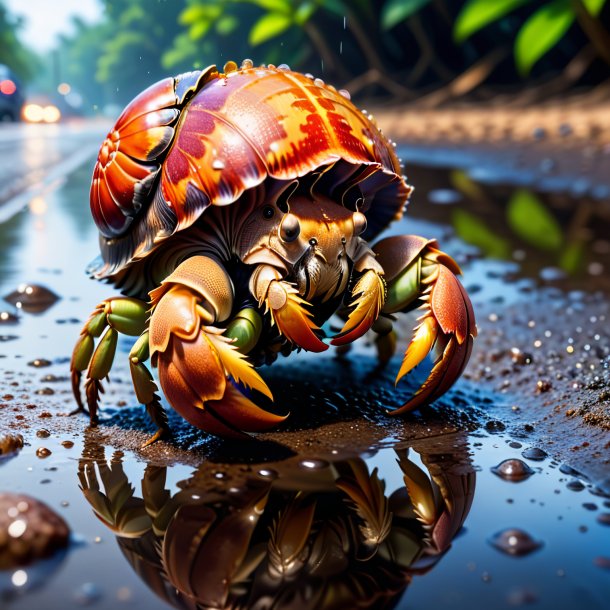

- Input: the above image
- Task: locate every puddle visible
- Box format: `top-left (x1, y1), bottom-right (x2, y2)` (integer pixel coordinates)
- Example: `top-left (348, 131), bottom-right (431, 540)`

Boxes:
top-left (0, 147), bottom-right (609, 608)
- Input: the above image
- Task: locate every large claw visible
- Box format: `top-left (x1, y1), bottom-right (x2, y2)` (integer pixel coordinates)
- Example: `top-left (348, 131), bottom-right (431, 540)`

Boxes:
top-left (388, 246), bottom-right (476, 415)
top-left (149, 261), bottom-right (286, 438)
top-left (331, 270), bottom-right (386, 346)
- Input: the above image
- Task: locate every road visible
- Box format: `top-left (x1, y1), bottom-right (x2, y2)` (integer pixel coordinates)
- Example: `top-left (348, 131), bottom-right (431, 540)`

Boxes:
top-left (0, 120), bottom-right (109, 222)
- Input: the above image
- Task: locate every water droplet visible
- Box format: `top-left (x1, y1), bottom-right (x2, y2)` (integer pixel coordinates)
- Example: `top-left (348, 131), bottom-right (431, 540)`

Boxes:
top-left (4, 284), bottom-right (59, 313)
top-left (61, 440), bottom-right (74, 449)
top-left (211, 159), bottom-right (225, 170)
top-left (491, 459), bottom-right (535, 482)
top-left (28, 358), bottom-right (52, 368)
top-left (223, 60), bottom-right (237, 73)
top-left (277, 63), bottom-right (290, 71)
top-left (36, 429), bottom-right (50, 438)
top-left (521, 447), bottom-right (548, 461)
top-left (313, 78), bottom-right (325, 88)
top-left (257, 468), bottom-right (278, 479)
top-left (566, 479), bottom-right (585, 491)
top-left (35, 387), bottom-right (55, 395)
top-left (240, 58), bottom-right (253, 70)
top-left (36, 447), bottom-right (52, 459)
top-left (299, 458), bottom-right (329, 470)
top-left (488, 528), bottom-right (543, 556)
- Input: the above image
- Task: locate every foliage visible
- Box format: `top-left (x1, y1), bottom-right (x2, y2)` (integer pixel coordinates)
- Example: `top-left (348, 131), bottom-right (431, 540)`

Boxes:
top-left (455, 0), bottom-right (609, 74)
top-left (0, 2), bottom-right (39, 82)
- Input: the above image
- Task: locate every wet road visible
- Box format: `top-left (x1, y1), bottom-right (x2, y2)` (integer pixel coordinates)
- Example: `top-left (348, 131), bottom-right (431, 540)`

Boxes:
top-left (0, 121), bottom-right (109, 222)
top-left (0, 121), bottom-right (609, 609)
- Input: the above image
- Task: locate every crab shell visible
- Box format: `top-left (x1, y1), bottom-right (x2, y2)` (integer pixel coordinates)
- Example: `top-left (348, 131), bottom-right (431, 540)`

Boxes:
top-left (90, 62), bottom-right (410, 280)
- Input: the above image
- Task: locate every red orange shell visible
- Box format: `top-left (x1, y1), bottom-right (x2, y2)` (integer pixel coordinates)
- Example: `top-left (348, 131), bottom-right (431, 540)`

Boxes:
top-left (91, 63), bottom-right (410, 278)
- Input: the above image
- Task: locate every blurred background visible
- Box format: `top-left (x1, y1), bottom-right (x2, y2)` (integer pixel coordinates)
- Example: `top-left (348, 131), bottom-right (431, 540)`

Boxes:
top-left (2, 0), bottom-right (610, 119)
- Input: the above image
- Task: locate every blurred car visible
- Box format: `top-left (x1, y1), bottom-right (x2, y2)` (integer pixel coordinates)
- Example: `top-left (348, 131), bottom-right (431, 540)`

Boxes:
top-left (0, 64), bottom-right (24, 122)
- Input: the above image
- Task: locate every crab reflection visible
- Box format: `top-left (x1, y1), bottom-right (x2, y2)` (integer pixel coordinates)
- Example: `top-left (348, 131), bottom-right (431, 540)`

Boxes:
top-left (78, 434), bottom-right (475, 610)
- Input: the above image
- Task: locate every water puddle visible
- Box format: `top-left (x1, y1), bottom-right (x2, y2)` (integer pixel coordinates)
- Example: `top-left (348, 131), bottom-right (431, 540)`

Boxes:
top-left (0, 149), bottom-right (608, 608)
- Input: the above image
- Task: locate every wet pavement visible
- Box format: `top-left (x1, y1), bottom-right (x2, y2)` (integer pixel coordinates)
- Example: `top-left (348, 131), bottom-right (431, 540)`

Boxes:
top-left (0, 122), bottom-right (609, 609)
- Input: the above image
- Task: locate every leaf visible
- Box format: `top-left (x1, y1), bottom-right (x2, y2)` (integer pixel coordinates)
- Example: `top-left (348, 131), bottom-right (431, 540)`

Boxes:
top-left (452, 209), bottom-right (511, 259)
top-left (454, 0), bottom-right (531, 42)
top-left (294, 2), bottom-right (315, 25)
top-left (381, 0), bottom-right (431, 30)
top-left (515, 0), bottom-right (574, 75)
top-left (506, 189), bottom-right (563, 251)
top-left (215, 15), bottom-right (239, 35)
top-left (582, 0), bottom-right (607, 16)
top-left (249, 12), bottom-right (292, 46)
top-left (239, 0), bottom-right (292, 13)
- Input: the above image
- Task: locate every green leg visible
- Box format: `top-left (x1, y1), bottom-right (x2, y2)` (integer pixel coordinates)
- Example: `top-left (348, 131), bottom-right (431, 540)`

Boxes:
top-left (129, 331), bottom-right (169, 447)
top-left (71, 297), bottom-right (148, 425)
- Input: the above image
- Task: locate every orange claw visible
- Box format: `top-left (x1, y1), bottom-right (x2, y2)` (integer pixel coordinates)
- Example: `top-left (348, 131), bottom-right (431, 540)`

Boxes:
top-left (150, 279), bottom-right (286, 438)
top-left (391, 263), bottom-right (476, 416)
top-left (267, 281), bottom-right (328, 353)
top-left (331, 269), bottom-right (385, 346)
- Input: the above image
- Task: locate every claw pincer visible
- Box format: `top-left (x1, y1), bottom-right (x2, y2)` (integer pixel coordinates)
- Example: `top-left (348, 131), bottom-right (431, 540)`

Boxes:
top-left (70, 61), bottom-right (476, 442)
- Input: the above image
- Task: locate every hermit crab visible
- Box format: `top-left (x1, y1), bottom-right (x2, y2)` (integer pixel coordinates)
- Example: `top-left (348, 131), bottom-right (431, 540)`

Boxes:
top-left (71, 60), bottom-right (476, 444)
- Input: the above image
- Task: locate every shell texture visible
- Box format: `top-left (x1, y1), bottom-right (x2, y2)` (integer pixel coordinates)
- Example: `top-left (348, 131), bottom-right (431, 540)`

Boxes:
top-left (90, 63), bottom-right (410, 280)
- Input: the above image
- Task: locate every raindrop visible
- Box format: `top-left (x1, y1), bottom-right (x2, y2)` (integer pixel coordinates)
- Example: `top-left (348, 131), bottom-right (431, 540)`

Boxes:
top-left (240, 58), bottom-right (253, 70)
top-left (566, 480), bottom-right (585, 491)
top-left (488, 528), bottom-right (543, 556)
top-left (4, 284), bottom-right (60, 313)
top-left (257, 468), bottom-right (278, 479)
top-left (491, 459), bottom-right (535, 482)
top-left (521, 447), bottom-right (548, 461)
top-left (211, 159), bottom-right (225, 170)
top-left (36, 447), bottom-right (52, 459)
top-left (277, 63), bottom-right (290, 71)
top-left (314, 78), bottom-right (325, 88)
top-left (223, 60), bottom-right (238, 73)
top-left (338, 89), bottom-right (351, 100)
top-left (299, 458), bottom-right (329, 470)
top-left (27, 358), bottom-right (52, 368)
top-left (36, 429), bottom-right (50, 438)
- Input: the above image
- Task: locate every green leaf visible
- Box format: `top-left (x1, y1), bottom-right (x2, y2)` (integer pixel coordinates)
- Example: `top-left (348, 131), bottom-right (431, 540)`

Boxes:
top-left (582, 0), bottom-right (607, 16)
top-left (216, 15), bottom-right (239, 35)
top-left (515, 0), bottom-right (574, 75)
top-left (381, 0), bottom-right (431, 30)
top-left (452, 209), bottom-right (511, 259)
top-left (558, 240), bottom-right (584, 275)
top-left (454, 0), bottom-right (531, 42)
top-left (239, 0), bottom-right (292, 14)
top-left (506, 189), bottom-right (563, 251)
top-left (294, 2), bottom-right (316, 25)
top-left (249, 12), bottom-right (292, 46)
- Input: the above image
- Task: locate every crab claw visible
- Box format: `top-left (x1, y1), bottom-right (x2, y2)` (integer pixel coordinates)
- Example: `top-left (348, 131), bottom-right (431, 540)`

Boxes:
top-left (392, 258), bottom-right (476, 415)
top-left (266, 280), bottom-right (328, 353)
top-left (149, 276), bottom-right (286, 438)
top-left (331, 269), bottom-right (386, 346)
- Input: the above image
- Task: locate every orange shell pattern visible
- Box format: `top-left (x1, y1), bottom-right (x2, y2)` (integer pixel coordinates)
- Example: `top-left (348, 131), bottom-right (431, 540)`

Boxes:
top-left (91, 64), bottom-right (409, 275)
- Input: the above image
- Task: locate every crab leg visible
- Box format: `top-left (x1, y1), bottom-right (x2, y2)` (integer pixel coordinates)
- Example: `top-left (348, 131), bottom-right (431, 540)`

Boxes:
top-left (331, 250), bottom-right (386, 346)
top-left (149, 256), bottom-right (286, 438)
top-left (70, 297), bottom-right (148, 424)
top-left (373, 235), bottom-right (477, 415)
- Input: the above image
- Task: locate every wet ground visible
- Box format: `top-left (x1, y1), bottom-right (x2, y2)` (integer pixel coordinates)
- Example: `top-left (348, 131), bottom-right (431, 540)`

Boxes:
top-left (0, 122), bottom-right (609, 609)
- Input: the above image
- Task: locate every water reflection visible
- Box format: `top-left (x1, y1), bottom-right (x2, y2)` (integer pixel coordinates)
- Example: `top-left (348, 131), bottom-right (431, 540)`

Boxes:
top-left (78, 434), bottom-right (475, 609)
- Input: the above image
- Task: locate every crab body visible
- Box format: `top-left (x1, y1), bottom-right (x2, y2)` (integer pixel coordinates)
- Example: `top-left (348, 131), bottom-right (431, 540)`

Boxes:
top-left (71, 61), bottom-right (476, 442)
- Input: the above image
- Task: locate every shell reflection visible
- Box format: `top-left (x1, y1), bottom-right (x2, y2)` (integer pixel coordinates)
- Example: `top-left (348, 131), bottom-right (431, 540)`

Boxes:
top-left (78, 435), bottom-right (475, 609)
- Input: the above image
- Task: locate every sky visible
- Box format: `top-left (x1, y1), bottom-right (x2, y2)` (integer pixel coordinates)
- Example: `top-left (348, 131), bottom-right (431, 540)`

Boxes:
top-left (5, 0), bottom-right (103, 53)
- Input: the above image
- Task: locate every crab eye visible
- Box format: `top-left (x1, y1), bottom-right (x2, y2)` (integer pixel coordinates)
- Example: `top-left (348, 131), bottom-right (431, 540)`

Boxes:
top-left (279, 213), bottom-right (300, 242)
top-left (262, 205), bottom-right (275, 220)
top-left (353, 212), bottom-right (367, 236)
